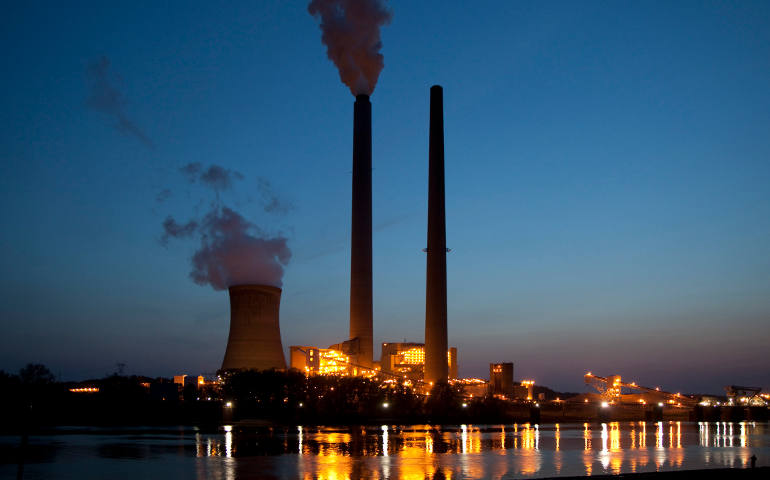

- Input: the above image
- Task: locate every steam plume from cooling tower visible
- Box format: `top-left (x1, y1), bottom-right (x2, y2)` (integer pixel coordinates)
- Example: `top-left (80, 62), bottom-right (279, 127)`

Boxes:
top-left (161, 163), bottom-right (291, 290)
top-left (190, 206), bottom-right (290, 290)
top-left (308, 0), bottom-right (392, 96)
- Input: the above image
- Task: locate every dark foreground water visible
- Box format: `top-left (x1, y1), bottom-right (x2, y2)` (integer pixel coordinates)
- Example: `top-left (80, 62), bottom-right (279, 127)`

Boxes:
top-left (1, 422), bottom-right (767, 479)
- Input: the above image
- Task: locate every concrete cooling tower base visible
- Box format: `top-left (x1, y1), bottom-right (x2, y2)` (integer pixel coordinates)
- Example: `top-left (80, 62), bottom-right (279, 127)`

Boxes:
top-left (221, 285), bottom-right (286, 371)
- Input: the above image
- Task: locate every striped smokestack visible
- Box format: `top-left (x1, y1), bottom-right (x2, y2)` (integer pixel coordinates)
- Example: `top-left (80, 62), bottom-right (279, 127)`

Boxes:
top-left (425, 85), bottom-right (448, 385)
top-left (350, 94), bottom-right (373, 368)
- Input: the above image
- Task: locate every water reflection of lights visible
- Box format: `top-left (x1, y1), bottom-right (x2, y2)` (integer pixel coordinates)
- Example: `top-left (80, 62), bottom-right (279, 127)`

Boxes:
top-left (669, 423), bottom-right (674, 448)
top-left (184, 421), bottom-right (768, 479)
top-left (740, 422), bottom-right (748, 447)
top-left (298, 426), bottom-right (303, 455)
top-left (521, 423), bottom-right (537, 451)
top-left (224, 426), bottom-right (233, 458)
top-left (655, 422), bottom-right (666, 469)
top-left (554, 424), bottom-right (560, 451)
top-left (599, 423), bottom-right (610, 470)
top-left (381, 425), bottom-right (389, 456)
top-left (601, 423), bottom-right (609, 453)
top-left (699, 422), bottom-right (709, 447)
top-left (609, 422), bottom-right (620, 452)
top-left (554, 424), bottom-right (562, 474)
top-left (582, 424), bottom-right (593, 476)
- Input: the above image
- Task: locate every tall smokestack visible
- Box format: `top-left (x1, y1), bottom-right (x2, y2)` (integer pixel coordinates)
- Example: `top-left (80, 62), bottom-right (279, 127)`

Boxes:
top-left (350, 94), bottom-right (373, 368)
top-left (425, 85), bottom-right (448, 385)
top-left (221, 285), bottom-right (287, 370)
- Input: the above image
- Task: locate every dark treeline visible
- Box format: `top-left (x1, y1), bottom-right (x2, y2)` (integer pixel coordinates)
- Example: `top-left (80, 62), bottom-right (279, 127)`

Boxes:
top-left (221, 369), bottom-right (524, 425)
top-left (0, 364), bottom-right (221, 434)
top-left (0, 365), bottom-right (539, 432)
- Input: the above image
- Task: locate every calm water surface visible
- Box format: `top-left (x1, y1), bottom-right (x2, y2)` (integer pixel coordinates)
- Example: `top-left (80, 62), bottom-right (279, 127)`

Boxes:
top-left (1, 422), bottom-right (767, 479)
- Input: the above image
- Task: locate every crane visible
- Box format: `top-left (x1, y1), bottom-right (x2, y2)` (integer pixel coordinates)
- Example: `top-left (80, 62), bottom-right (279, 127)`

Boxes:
top-left (584, 372), bottom-right (697, 406)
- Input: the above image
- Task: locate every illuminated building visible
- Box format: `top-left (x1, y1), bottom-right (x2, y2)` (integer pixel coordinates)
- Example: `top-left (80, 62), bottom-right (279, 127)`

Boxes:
top-left (489, 362), bottom-right (514, 396)
top-left (173, 374), bottom-right (207, 388)
top-left (518, 380), bottom-right (535, 400)
top-left (454, 377), bottom-right (488, 397)
top-left (380, 342), bottom-right (458, 380)
top-left (290, 345), bottom-right (358, 376)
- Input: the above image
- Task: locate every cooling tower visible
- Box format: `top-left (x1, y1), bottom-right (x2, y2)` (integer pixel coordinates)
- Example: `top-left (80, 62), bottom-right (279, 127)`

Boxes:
top-left (221, 285), bottom-right (287, 371)
top-left (425, 85), bottom-right (449, 385)
top-left (350, 94), bottom-right (374, 368)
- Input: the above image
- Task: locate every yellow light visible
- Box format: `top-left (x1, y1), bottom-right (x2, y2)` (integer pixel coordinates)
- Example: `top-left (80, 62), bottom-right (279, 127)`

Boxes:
top-left (69, 387), bottom-right (99, 393)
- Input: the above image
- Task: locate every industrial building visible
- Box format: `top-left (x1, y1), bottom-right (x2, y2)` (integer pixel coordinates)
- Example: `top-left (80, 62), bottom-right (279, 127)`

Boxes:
top-left (289, 345), bottom-right (366, 376)
top-left (380, 342), bottom-right (457, 380)
top-left (489, 363), bottom-right (514, 396)
top-left (288, 341), bottom-right (458, 381)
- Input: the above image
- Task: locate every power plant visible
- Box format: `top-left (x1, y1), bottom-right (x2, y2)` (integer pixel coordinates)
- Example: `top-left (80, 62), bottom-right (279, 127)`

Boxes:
top-left (222, 87), bottom-right (458, 385)
top-left (221, 285), bottom-right (286, 371)
top-left (424, 85), bottom-right (449, 385)
top-left (284, 86), bottom-right (456, 383)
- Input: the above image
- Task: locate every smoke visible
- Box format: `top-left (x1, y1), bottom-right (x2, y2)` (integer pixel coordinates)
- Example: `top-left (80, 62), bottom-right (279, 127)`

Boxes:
top-left (257, 177), bottom-right (293, 214)
top-left (86, 56), bottom-right (153, 147)
top-left (180, 162), bottom-right (202, 182)
top-left (160, 216), bottom-right (198, 246)
top-left (161, 165), bottom-right (292, 290)
top-left (308, 0), bottom-right (392, 96)
top-left (190, 206), bottom-right (290, 290)
top-left (156, 189), bottom-right (171, 203)
top-left (180, 162), bottom-right (244, 192)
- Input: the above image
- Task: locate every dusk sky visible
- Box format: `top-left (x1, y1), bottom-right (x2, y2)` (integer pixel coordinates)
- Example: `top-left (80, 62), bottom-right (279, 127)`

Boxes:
top-left (2, 1), bottom-right (769, 394)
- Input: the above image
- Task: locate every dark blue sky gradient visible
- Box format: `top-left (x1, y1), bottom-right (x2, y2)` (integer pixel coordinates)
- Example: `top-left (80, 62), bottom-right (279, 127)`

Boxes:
top-left (1, 1), bottom-right (769, 393)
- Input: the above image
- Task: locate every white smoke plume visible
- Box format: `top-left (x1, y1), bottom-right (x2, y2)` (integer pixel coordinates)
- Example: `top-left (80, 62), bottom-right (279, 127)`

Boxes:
top-left (161, 166), bottom-right (292, 290)
top-left (308, 0), bottom-right (392, 96)
top-left (190, 206), bottom-right (290, 289)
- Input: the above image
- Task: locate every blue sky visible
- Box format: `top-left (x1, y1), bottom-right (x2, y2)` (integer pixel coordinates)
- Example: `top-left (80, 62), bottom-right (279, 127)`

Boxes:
top-left (1, 1), bottom-right (769, 393)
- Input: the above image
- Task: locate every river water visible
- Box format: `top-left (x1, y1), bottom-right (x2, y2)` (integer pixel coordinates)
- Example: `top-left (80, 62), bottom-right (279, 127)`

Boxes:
top-left (1, 421), bottom-right (767, 479)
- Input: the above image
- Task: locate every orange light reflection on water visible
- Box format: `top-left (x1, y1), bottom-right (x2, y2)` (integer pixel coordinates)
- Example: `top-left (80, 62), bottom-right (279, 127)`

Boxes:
top-left (189, 421), bottom-right (765, 479)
